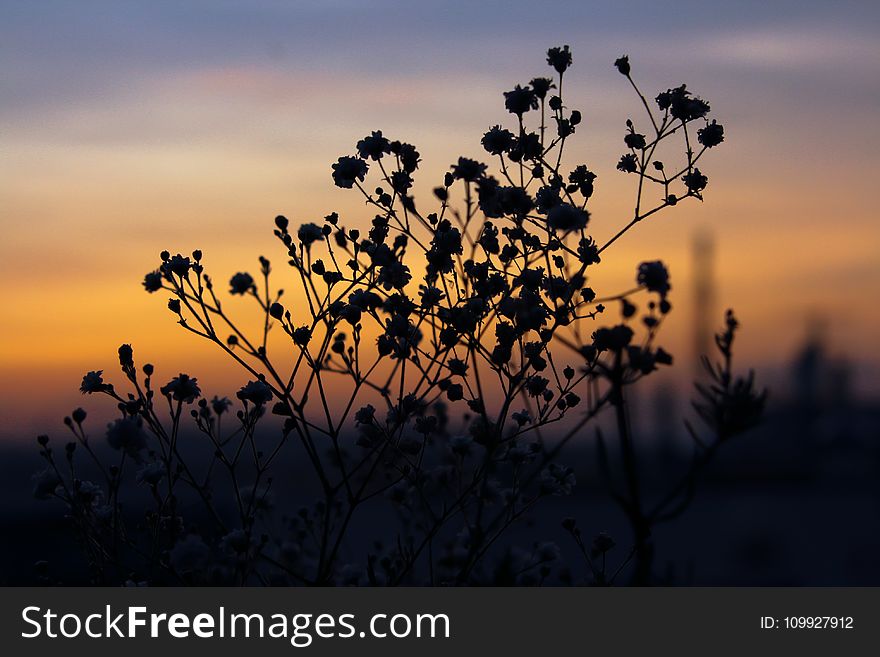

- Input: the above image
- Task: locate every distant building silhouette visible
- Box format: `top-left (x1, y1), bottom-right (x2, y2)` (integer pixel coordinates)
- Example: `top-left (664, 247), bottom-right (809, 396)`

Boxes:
top-left (790, 315), bottom-right (854, 409)
top-left (691, 227), bottom-right (715, 379)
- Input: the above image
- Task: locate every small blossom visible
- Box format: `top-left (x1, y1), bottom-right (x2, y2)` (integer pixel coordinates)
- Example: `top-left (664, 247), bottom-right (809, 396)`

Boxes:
top-left (525, 376), bottom-right (549, 397)
top-left (698, 120), bottom-right (724, 148)
top-left (160, 373), bottom-right (201, 403)
top-left (481, 125), bottom-right (515, 155)
top-left (657, 85), bottom-right (711, 122)
top-left (547, 203), bottom-right (589, 232)
top-left (682, 168), bottom-right (708, 193)
top-left (568, 165), bottom-right (597, 198)
top-left (511, 132), bottom-right (542, 161)
top-left (614, 55), bottom-right (630, 76)
top-left (530, 76), bottom-right (555, 99)
top-left (269, 302), bottom-right (285, 319)
top-left (637, 260), bottom-right (671, 297)
top-left (293, 326), bottom-right (312, 347)
top-left (617, 153), bottom-right (638, 173)
top-left (390, 170), bottom-right (413, 195)
top-left (447, 358), bottom-right (468, 376)
top-left (332, 156), bottom-right (368, 188)
top-left (446, 383), bottom-right (464, 401)
top-left (503, 85), bottom-right (538, 117)
top-left (142, 271), bottom-right (163, 292)
top-left (211, 396), bottom-right (232, 415)
top-left (297, 223), bottom-right (324, 247)
top-left (391, 141), bottom-right (421, 173)
top-left (80, 370), bottom-right (111, 395)
top-left (535, 186), bottom-right (562, 214)
top-left (546, 45), bottom-right (572, 74)
top-left (166, 254), bottom-right (192, 277)
top-left (592, 325), bottom-right (635, 351)
top-left (557, 118), bottom-right (575, 138)
top-left (376, 260), bottom-right (411, 290)
top-left (118, 344), bottom-right (134, 369)
top-left (356, 130), bottom-right (390, 161)
top-left (624, 132), bottom-right (647, 150)
top-left (237, 380), bottom-right (273, 406)
top-left (229, 272), bottom-right (254, 295)
top-left (354, 404), bottom-right (376, 424)
top-left (416, 289), bottom-right (443, 314)
top-left (512, 409), bottom-right (532, 426)
top-left (451, 157), bottom-right (487, 182)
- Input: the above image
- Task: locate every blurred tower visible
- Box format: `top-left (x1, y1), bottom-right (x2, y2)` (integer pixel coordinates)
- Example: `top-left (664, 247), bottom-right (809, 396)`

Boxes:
top-left (792, 319), bottom-right (824, 411)
top-left (691, 227), bottom-right (715, 378)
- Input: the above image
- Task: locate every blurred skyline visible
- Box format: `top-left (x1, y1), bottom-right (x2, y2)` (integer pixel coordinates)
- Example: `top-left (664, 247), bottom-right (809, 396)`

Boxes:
top-left (2, 0), bottom-right (879, 436)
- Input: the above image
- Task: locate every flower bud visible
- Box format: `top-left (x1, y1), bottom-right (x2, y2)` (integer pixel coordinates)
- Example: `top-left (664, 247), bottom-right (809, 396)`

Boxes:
top-left (118, 343), bottom-right (134, 369)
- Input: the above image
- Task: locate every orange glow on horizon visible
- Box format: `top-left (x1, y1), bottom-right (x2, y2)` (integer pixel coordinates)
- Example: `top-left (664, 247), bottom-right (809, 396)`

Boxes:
top-left (3, 27), bottom-right (879, 438)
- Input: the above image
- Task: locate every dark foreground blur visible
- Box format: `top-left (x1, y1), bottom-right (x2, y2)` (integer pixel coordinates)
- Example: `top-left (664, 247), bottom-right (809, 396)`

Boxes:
top-left (2, 365), bottom-right (878, 586)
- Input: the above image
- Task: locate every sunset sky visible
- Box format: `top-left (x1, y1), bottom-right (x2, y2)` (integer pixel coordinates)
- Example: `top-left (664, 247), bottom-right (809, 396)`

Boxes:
top-left (2, 0), bottom-right (878, 437)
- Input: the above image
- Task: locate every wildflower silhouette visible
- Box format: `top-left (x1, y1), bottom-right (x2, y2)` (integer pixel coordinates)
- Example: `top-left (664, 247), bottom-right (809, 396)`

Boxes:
top-left (34, 47), bottom-right (761, 585)
top-left (561, 310), bottom-right (766, 585)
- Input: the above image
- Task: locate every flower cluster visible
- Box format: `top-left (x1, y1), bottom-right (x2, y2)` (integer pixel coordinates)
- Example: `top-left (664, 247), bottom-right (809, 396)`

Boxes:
top-left (34, 47), bottom-right (747, 587)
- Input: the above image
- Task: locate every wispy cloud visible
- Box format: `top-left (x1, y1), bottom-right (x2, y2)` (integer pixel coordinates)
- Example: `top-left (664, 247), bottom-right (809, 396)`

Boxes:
top-left (697, 26), bottom-right (880, 71)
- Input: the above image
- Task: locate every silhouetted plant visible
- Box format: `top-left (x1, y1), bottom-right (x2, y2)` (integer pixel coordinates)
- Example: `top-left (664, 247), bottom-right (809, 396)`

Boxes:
top-left (562, 309), bottom-right (766, 585)
top-left (33, 47), bottom-right (750, 585)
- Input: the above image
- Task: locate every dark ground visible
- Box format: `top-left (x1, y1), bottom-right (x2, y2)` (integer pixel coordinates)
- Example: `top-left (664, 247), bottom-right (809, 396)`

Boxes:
top-left (2, 391), bottom-right (878, 585)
